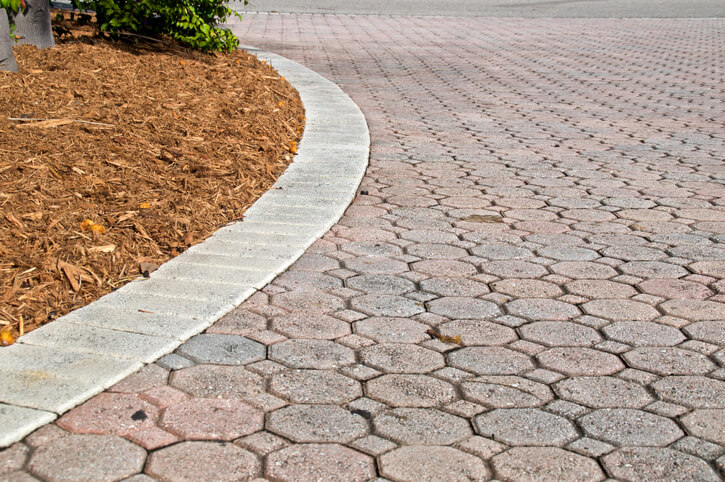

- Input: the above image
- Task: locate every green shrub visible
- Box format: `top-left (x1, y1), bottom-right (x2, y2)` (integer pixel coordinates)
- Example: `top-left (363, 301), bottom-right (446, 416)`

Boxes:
top-left (71, 0), bottom-right (242, 52)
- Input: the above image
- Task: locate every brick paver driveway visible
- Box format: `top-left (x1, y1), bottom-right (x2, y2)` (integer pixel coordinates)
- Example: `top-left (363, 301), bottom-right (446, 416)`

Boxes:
top-left (5, 13), bottom-right (725, 481)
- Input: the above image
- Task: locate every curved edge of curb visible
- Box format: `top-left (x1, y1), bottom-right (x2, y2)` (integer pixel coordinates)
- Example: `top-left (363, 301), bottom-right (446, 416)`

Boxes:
top-left (0, 47), bottom-right (370, 447)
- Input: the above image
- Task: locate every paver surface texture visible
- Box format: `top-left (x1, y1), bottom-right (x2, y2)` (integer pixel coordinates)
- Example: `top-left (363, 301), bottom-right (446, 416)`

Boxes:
top-left (4, 10), bottom-right (725, 482)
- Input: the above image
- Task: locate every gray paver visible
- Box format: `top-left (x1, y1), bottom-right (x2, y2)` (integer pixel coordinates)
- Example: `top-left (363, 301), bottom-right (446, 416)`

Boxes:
top-left (602, 448), bottom-right (720, 481)
top-left (492, 447), bottom-right (605, 482)
top-left (474, 408), bottom-right (578, 446)
top-left (176, 334), bottom-right (265, 365)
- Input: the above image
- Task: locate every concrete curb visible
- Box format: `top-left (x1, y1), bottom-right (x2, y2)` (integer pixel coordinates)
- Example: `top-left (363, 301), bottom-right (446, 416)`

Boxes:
top-left (0, 47), bottom-right (369, 447)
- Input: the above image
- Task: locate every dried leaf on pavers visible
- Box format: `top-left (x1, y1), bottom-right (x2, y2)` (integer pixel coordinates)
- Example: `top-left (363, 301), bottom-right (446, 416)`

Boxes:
top-left (461, 214), bottom-right (504, 223)
top-left (427, 328), bottom-right (462, 345)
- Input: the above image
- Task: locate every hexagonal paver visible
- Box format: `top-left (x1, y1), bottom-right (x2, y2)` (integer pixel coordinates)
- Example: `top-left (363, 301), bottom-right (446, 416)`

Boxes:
top-left (266, 444), bottom-right (375, 481)
top-left (436, 319), bottom-right (517, 346)
top-left (354, 317), bottom-right (430, 343)
top-left (27, 434), bottom-right (145, 481)
top-left (660, 299), bottom-right (725, 321)
top-left (537, 348), bottom-right (624, 376)
top-left (471, 244), bottom-right (533, 260)
top-left (554, 376), bottom-right (654, 408)
top-left (506, 299), bottom-right (581, 321)
top-left (272, 271), bottom-right (343, 291)
top-left (344, 256), bottom-right (409, 274)
top-left (474, 408), bottom-right (578, 446)
top-left (0, 444), bottom-right (28, 474)
top-left (483, 260), bottom-right (549, 278)
top-left (411, 259), bottom-right (478, 277)
top-left (350, 294), bottom-right (425, 317)
top-left (623, 347), bottom-right (716, 375)
top-left (267, 404), bottom-right (368, 443)
top-left (271, 289), bottom-right (346, 312)
top-left (683, 321), bottom-right (725, 344)
top-left (651, 376), bottom-right (725, 409)
top-left (565, 279), bottom-right (638, 299)
top-left (602, 321), bottom-right (685, 346)
top-left (407, 243), bottom-right (469, 259)
top-left (269, 339), bottom-right (355, 369)
top-left (177, 334), bottom-right (265, 365)
top-left (551, 261), bottom-right (617, 279)
top-left (57, 393), bottom-right (159, 436)
top-left (270, 369), bottom-right (362, 404)
top-left (346, 274), bottom-right (415, 295)
top-left (448, 347), bottom-right (534, 375)
top-left (169, 365), bottom-right (264, 399)
top-left (638, 278), bottom-right (713, 300)
top-left (420, 277), bottom-right (491, 297)
top-left (366, 374), bottom-right (457, 407)
top-left (619, 261), bottom-right (688, 278)
top-left (146, 441), bottom-right (260, 481)
top-left (581, 299), bottom-right (659, 321)
top-left (602, 448), bottom-right (719, 481)
top-left (492, 447), bottom-right (604, 482)
top-left (373, 408), bottom-right (471, 445)
top-left (579, 409), bottom-right (683, 446)
top-left (427, 297), bottom-right (501, 319)
top-left (360, 343), bottom-right (445, 373)
top-left (492, 279), bottom-right (563, 298)
top-left (680, 409), bottom-right (725, 446)
top-left (207, 310), bottom-right (267, 336)
top-left (520, 321), bottom-right (601, 346)
top-left (270, 313), bottom-right (350, 339)
top-left (379, 446), bottom-right (490, 481)
top-left (160, 398), bottom-right (262, 440)
top-left (461, 376), bottom-right (553, 408)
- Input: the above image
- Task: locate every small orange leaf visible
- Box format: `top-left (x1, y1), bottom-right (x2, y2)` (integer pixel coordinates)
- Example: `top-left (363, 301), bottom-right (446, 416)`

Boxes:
top-left (0, 330), bottom-right (15, 346)
top-left (179, 60), bottom-right (185, 65)
top-left (89, 224), bottom-right (106, 234)
top-left (139, 202), bottom-right (151, 209)
top-left (80, 219), bottom-right (94, 231)
top-left (278, 101), bottom-right (284, 107)
top-left (288, 141), bottom-right (298, 154)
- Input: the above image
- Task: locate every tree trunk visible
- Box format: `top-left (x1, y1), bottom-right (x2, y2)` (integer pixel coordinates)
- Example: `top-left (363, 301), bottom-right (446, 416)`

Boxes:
top-left (11, 0), bottom-right (54, 49)
top-left (0, 8), bottom-right (18, 72)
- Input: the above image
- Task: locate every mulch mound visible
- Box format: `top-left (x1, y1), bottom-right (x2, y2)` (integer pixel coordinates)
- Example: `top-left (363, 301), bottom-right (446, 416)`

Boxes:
top-left (0, 15), bottom-right (305, 342)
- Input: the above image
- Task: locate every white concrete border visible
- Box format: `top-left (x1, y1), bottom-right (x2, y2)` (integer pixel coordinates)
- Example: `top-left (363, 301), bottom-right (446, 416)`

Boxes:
top-left (0, 47), bottom-right (369, 447)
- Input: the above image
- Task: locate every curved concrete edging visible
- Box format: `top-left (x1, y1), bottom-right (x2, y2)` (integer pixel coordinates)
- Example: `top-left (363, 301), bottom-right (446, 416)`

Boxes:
top-left (0, 47), bottom-right (370, 447)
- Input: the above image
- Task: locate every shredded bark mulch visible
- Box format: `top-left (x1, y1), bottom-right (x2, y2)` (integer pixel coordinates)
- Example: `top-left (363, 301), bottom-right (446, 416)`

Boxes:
top-left (0, 15), bottom-right (305, 342)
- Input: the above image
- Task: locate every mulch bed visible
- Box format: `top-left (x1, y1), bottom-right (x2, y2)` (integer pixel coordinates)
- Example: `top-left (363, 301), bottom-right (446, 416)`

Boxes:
top-left (0, 14), bottom-right (305, 342)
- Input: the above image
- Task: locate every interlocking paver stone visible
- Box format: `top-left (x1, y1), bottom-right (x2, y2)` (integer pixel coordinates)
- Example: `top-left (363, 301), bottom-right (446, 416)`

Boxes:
top-left (366, 374), bottom-right (456, 407)
top-left (660, 299), bottom-right (725, 320)
top-left (448, 347), bottom-right (534, 375)
top-left (160, 398), bottom-right (262, 440)
top-left (146, 441), bottom-right (260, 481)
top-left (537, 348), bottom-right (624, 376)
top-left (57, 393), bottom-right (158, 436)
top-left (266, 444), bottom-right (375, 481)
top-left (27, 434), bottom-right (145, 481)
top-left (680, 409), bottom-right (725, 446)
top-left (506, 299), bottom-right (580, 321)
top-left (436, 319), bottom-right (517, 346)
top-left (684, 321), bottom-right (725, 345)
top-left (379, 446), bottom-right (490, 481)
top-left (169, 365), bottom-right (264, 399)
top-left (623, 347), bottom-right (716, 375)
top-left (346, 274), bottom-right (415, 295)
top-left (353, 317), bottom-right (430, 343)
top-left (420, 277), bottom-right (491, 297)
top-left (269, 369), bottom-right (362, 404)
top-left (360, 343), bottom-right (445, 373)
top-left (176, 334), bottom-right (265, 365)
top-left (554, 376), bottom-right (653, 408)
top-left (269, 339), bottom-right (355, 369)
top-left (267, 404), bottom-right (368, 442)
top-left (373, 408), bottom-right (471, 445)
top-left (602, 321), bottom-right (685, 346)
top-left (350, 294), bottom-right (425, 317)
top-left (427, 297), bottom-right (501, 319)
top-left (474, 408), bottom-right (578, 446)
top-left (651, 376), bottom-right (725, 408)
top-left (520, 321), bottom-right (601, 346)
top-left (579, 408), bottom-right (684, 446)
top-left (462, 376), bottom-right (553, 408)
top-left (269, 313), bottom-right (350, 339)
top-left (492, 279), bottom-right (563, 298)
top-left (492, 447), bottom-right (605, 482)
top-left (581, 299), bottom-right (659, 321)
top-left (602, 448), bottom-right (719, 481)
